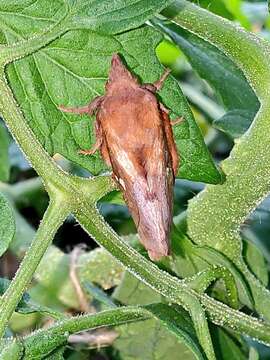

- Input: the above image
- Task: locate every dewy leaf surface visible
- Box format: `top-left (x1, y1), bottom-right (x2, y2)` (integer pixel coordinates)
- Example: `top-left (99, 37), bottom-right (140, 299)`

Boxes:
top-left (153, 17), bottom-right (260, 138)
top-left (5, 24), bottom-right (222, 183)
top-left (0, 192), bottom-right (15, 257)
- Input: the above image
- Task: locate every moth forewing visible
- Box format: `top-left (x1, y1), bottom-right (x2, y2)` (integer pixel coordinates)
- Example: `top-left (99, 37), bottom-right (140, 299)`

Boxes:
top-left (59, 53), bottom-right (179, 261)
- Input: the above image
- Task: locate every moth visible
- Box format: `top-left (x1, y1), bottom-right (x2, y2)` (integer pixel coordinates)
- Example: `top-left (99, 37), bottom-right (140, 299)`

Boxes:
top-left (59, 54), bottom-right (181, 261)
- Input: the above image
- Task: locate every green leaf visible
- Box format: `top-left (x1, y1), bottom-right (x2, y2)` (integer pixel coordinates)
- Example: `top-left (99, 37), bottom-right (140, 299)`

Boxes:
top-left (243, 239), bottom-right (269, 287)
top-left (82, 281), bottom-right (117, 309)
top-left (0, 192), bottom-right (15, 256)
top-left (5, 24), bottom-right (223, 183)
top-left (152, 17), bottom-right (259, 138)
top-left (0, 123), bottom-right (10, 182)
top-left (168, 226), bottom-right (253, 310)
top-left (210, 327), bottom-right (247, 360)
top-left (114, 273), bottom-right (206, 360)
top-left (0, 0), bottom-right (175, 43)
top-left (0, 0), bottom-right (65, 44)
top-left (214, 109), bottom-right (257, 138)
top-left (69, 0), bottom-right (176, 35)
top-left (0, 278), bottom-right (62, 319)
top-left (35, 246), bottom-right (123, 309)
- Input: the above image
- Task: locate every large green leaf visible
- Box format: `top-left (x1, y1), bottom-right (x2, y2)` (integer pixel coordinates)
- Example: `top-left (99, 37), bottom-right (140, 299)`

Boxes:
top-left (153, 17), bottom-right (260, 138)
top-left (69, 0), bottom-right (177, 35)
top-left (0, 124), bottom-right (10, 182)
top-left (5, 24), bottom-right (223, 183)
top-left (0, 0), bottom-right (175, 43)
top-left (0, 192), bottom-right (15, 256)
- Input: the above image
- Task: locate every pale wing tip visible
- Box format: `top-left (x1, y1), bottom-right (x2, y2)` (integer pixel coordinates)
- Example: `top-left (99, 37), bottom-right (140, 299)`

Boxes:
top-left (148, 248), bottom-right (170, 262)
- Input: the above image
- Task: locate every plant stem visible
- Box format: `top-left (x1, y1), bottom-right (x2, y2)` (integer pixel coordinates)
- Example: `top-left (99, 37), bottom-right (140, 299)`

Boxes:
top-left (24, 306), bottom-right (149, 354)
top-left (0, 76), bottom-right (64, 189)
top-left (0, 198), bottom-right (69, 338)
top-left (164, 0), bottom-right (270, 320)
top-left (75, 205), bottom-right (270, 346)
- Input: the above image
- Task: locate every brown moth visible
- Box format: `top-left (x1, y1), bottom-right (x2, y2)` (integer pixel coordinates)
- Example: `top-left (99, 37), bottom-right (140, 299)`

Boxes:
top-left (59, 54), bottom-right (181, 261)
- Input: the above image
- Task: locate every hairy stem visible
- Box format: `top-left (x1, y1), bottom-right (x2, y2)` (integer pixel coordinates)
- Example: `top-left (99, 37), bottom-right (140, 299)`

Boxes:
top-left (0, 198), bottom-right (69, 337)
top-left (75, 205), bottom-right (270, 346)
top-left (163, 0), bottom-right (270, 320)
top-left (163, 0), bottom-right (270, 258)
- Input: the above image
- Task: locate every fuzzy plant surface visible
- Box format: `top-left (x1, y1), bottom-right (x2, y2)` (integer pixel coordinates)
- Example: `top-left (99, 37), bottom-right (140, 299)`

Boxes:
top-left (0, 0), bottom-right (270, 359)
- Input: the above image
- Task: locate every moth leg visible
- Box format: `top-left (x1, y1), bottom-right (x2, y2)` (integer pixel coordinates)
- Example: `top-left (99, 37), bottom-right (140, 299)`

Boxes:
top-left (171, 116), bottom-right (184, 126)
top-left (159, 103), bottom-right (184, 126)
top-left (79, 120), bottom-right (103, 156)
top-left (79, 139), bottom-right (102, 155)
top-left (159, 102), bottom-right (170, 114)
top-left (153, 68), bottom-right (171, 91)
top-left (59, 96), bottom-right (104, 116)
top-left (100, 141), bottom-right (111, 167)
top-left (140, 83), bottom-right (157, 92)
top-left (160, 106), bottom-right (179, 177)
top-left (141, 68), bottom-right (171, 93)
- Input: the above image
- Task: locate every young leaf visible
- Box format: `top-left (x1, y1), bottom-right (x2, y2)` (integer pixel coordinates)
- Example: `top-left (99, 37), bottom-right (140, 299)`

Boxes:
top-left (0, 192), bottom-right (15, 257)
top-left (152, 18), bottom-right (259, 138)
top-left (0, 123), bottom-right (10, 182)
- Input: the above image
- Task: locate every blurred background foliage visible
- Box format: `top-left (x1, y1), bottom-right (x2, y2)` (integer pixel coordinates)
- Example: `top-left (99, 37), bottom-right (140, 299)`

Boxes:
top-left (1, 0), bottom-right (270, 359)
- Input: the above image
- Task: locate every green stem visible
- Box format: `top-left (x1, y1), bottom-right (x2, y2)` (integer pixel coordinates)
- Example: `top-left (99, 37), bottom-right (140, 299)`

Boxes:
top-left (163, 0), bottom-right (270, 99)
top-left (75, 205), bottom-right (270, 346)
top-left (0, 75), bottom-right (64, 189)
top-left (24, 306), bottom-right (149, 354)
top-left (164, 1), bottom-right (270, 259)
top-left (0, 198), bottom-right (69, 338)
top-left (163, 0), bottom-right (270, 319)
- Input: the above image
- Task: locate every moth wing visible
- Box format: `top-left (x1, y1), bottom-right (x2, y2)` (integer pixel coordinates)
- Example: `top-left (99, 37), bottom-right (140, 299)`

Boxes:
top-left (99, 90), bottom-right (175, 260)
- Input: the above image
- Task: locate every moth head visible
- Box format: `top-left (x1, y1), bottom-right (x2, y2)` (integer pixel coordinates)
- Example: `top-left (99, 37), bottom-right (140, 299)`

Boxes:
top-left (106, 53), bottom-right (138, 93)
